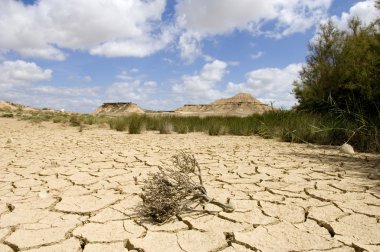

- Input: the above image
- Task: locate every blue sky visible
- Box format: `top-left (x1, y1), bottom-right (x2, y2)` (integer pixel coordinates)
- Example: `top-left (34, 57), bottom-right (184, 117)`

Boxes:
top-left (0, 0), bottom-right (379, 112)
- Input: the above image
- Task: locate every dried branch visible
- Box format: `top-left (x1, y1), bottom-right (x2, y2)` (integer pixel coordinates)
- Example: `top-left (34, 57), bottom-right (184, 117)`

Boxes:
top-left (138, 151), bottom-right (234, 223)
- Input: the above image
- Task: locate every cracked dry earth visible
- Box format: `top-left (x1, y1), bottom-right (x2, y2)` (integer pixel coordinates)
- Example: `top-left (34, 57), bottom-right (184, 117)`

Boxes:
top-left (0, 118), bottom-right (379, 252)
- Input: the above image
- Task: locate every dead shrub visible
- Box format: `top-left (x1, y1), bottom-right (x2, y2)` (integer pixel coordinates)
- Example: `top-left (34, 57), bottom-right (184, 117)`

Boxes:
top-left (138, 151), bottom-right (234, 223)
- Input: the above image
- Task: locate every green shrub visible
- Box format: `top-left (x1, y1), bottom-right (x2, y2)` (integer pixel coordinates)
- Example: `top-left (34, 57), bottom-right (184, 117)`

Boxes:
top-left (174, 124), bottom-right (189, 134)
top-left (81, 115), bottom-right (96, 125)
top-left (1, 113), bottom-right (14, 118)
top-left (52, 116), bottom-right (67, 123)
top-left (109, 117), bottom-right (128, 131)
top-left (129, 117), bottom-right (145, 134)
top-left (69, 116), bottom-right (81, 127)
top-left (159, 121), bottom-right (173, 134)
top-left (208, 123), bottom-right (227, 136)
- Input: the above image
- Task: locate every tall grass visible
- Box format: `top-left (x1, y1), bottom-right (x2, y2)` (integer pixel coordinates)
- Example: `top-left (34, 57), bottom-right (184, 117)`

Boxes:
top-left (8, 108), bottom-right (379, 152)
top-left (102, 111), bottom-right (380, 152)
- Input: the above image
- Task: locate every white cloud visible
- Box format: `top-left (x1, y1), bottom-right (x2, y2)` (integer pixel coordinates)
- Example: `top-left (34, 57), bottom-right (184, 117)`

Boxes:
top-left (175, 0), bottom-right (332, 61)
top-left (173, 59), bottom-right (228, 102)
top-left (250, 51), bottom-right (264, 60)
top-left (0, 60), bottom-right (52, 87)
top-left (18, 47), bottom-right (67, 61)
top-left (178, 31), bottom-right (203, 63)
top-left (330, 0), bottom-right (380, 30)
top-left (226, 63), bottom-right (303, 108)
top-left (0, 0), bottom-right (171, 59)
top-left (172, 60), bottom-right (302, 108)
top-left (106, 71), bottom-right (158, 103)
top-left (1, 84), bottom-right (102, 112)
top-left (0, 60), bottom-right (102, 112)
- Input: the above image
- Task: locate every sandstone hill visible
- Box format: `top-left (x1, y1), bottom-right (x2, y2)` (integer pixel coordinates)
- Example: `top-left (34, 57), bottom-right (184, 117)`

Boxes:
top-left (95, 102), bottom-right (145, 115)
top-left (0, 100), bottom-right (36, 112)
top-left (95, 93), bottom-right (273, 116)
top-left (175, 93), bottom-right (273, 116)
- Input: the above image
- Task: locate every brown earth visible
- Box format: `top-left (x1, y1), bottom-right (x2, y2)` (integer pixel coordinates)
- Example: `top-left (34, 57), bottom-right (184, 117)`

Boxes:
top-left (0, 101), bottom-right (36, 112)
top-left (175, 93), bottom-right (273, 116)
top-left (95, 102), bottom-right (145, 116)
top-left (0, 118), bottom-right (379, 252)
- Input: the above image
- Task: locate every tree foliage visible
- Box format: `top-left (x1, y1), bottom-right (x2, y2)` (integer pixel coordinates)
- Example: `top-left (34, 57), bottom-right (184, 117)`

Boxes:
top-left (294, 16), bottom-right (380, 118)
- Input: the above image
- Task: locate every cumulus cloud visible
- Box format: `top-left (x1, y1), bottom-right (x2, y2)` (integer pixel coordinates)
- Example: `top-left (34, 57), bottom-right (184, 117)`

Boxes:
top-left (226, 63), bottom-right (303, 108)
top-left (0, 0), bottom-right (171, 59)
top-left (0, 0), bottom-right (336, 62)
top-left (0, 60), bottom-right (52, 88)
top-left (1, 84), bottom-right (102, 112)
top-left (178, 31), bottom-right (203, 63)
top-left (175, 0), bottom-right (332, 61)
top-left (106, 70), bottom-right (158, 103)
top-left (171, 60), bottom-right (302, 108)
top-left (173, 60), bottom-right (228, 102)
top-left (250, 51), bottom-right (264, 60)
top-left (330, 0), bottom-right (380, 30)
top-left (0, 60), bottom-right (102, 112)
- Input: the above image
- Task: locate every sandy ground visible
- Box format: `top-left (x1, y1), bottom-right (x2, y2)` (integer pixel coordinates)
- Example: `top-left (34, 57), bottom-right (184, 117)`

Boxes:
top-left (0, 117), bottom-right (379, 252)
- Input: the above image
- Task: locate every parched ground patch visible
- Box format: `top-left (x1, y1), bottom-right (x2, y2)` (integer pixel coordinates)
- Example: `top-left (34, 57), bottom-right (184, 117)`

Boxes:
top-left (0, 118), bottom-right (379, 251)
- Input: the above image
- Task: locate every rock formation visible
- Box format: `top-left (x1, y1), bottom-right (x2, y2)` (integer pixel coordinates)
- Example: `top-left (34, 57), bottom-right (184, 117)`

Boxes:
top-left (175, 93), bottom-right (273, 116)
top-left (95, 102), bottom-right (145, 115)
top-left (95, 93), bottom-right (273, 116)
top-left (0, 100), bottom-right (35, 112)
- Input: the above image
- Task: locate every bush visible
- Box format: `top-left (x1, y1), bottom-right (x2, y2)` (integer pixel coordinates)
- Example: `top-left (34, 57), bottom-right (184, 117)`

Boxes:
top-left (1, 113), bottom-right (14, 118)
top-left (69, 116), bottom-right (81, 127)
top-left (174, 124), bottom-right (189, 134)
top-left (208, 123), bottom-right (227, 136)
top-left (81, 115), bottom-right (96, 125)
top-left (138, 152), bottom-right (234, 223)
top-left (52, 116), bottom-right (67, 123)
top-left (129, 117), bottom-right (145, 134)
top-left (159, 121), bottom-right (173, 134)
top-left (109, 117), bottom-right (129, 131)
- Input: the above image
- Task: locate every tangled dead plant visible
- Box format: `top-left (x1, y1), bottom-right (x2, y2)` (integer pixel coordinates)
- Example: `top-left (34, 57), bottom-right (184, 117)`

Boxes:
top-left (138, 151), bottom-right (234, 223)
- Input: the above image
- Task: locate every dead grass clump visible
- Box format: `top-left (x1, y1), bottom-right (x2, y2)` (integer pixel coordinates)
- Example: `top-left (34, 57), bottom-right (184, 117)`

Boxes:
top-left (138, 151), bottom-right (234, 223)
top-left (159, 121), bottom-right (173, 134)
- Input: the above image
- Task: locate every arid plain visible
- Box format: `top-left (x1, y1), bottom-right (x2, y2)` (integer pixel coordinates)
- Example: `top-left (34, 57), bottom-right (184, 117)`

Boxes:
top-left (0, 117), bottom-right (379, 252)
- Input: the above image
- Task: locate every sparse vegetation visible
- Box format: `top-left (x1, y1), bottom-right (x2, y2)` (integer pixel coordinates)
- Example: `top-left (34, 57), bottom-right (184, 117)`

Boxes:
top-left (158, 120), bottom-right (173, 134)
top-left (138, 152), bottom-right (234, 223)
top-left (128, 116), bottom-right (145, 134)
top-left (69, 116), bottom-right (81, 127)
top-left (7, 107), bottom-right (379, 152)
top-left (293, 13), bottom-right (380, 152)
top-left (1, 113), bottom-right (14, 118)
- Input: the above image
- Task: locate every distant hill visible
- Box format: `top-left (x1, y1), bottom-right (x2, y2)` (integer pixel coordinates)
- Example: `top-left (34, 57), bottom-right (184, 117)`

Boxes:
top-left (175, 93), bottom-right (273, 116)
top-left (0, 100), bottom-right (36, 112)
top-left (95, 102), bottom-right (145, 115)
top-left (95, 93), bottom-right (274, 117)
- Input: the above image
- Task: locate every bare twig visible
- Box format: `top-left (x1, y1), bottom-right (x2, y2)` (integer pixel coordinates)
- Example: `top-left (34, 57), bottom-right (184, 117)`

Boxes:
top-left (138, 151), bottom-right (234, 223)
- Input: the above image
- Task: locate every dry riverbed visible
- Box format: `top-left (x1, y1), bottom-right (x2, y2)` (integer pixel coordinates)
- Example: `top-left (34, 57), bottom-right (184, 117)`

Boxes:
top-left (0, 118), bottom-right (379, 252)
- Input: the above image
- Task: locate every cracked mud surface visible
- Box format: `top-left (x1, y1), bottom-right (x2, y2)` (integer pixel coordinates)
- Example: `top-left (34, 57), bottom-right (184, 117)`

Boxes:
top-left (1, 118), bottom-right (379, 252)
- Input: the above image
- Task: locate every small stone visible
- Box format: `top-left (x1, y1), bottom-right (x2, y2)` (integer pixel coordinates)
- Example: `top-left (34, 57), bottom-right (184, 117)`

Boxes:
top-left (38, 190), bottom-right (49, 199)
top-left (226, 197), bottom-right (236, 209)
top-left (340, 143), bottom-right (354, 155)
top-left (6, 138), bottom-right (12, 144)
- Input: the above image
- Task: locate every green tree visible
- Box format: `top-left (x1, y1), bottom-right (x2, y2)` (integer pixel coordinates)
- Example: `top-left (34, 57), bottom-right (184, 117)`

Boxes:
top-left (294, 17), bottom-right (380, 118)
